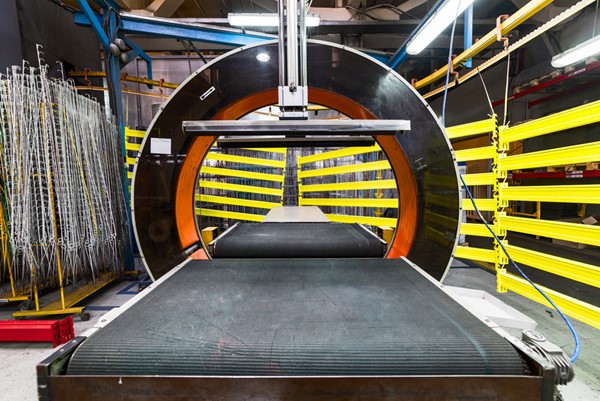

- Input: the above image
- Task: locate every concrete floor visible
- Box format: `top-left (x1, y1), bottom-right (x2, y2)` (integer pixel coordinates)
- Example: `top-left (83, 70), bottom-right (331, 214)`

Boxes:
top-left (0, 260), bottom-right (598, 401)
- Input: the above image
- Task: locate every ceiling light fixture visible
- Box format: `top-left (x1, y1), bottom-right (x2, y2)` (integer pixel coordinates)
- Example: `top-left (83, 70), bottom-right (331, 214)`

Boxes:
top-left (406, 0), bottom-right (477, 55)
top-left (551, 34), bottom-right (600, 68)
top-left (227, 13), bottom-right (320, 27)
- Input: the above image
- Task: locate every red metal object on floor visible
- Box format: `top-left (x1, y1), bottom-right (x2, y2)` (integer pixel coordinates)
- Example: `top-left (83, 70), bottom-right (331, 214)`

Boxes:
top-left (0, 316), bottom-right (74, 347)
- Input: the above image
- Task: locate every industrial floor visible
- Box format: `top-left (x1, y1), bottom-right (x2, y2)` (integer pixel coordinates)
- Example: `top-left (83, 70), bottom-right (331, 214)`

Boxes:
top-left (0, 259), bottom-right (598, 401)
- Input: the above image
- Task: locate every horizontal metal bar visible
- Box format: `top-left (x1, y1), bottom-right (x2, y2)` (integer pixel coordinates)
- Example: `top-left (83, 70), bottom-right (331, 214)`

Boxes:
top-left (298, 144), bottom-right (382, 165)
top-left (200, 166), bottom-right (284, 182)
top-left (218, 136), bottom-right (376, 148)
top-left (241, 148), bottom-right (288, 154)
top-left (446, 119), bottom-right (496, 140)
top-left (325, 214), bottom-right (397, 227)
top-left (462, 198), bottom-right (496, 211)
top-left (505, 244), bottom-right (600, 288)
top-left (426, 194), bottom-right (460, 209)
top-left (454, 246), bottom-right (496, 263)
top-left (501, 184), bottom-right (600, 203)
top-left (126, 157), bottom-right (137, 165)
top-left (455, 146), bottom-right (496, 162)
top-left (299, 160), bottom-right (391, 179)
top-left (462, 172), bottom-right (495, 186)
top-left (460, 223), bottom-right (494, 237)
top-left (195, 208), bottom-right (265, 222)
top-left (205, 152), bottom-right (285, 168)
top-left (500, 215), bottom-right (600, 246)
top-left (196, 194), bottom-right (280, 209)
top-left (299, 180), bottom-right (397, 193)
top-left (498, 271), bottom-right (600, 329)
top-left (183, 120), bottom-right (410, 136)
top-left (500, 141), bottom-right (600, 170)
top-left (500, 99), bottom-right (600, 144)
top-left (125, 128), bottom-right (146, 138)
top-left (125, 142), bottom-right (141, 151)
top-left (199, 180), bottom-right (282, 196)
top-left (299, 198), bottom-right (398, 208)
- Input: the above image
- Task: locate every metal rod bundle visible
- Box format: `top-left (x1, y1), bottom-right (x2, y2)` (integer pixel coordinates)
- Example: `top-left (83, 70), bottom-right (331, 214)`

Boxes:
top-left (0, 53), bottom-right (128, 300)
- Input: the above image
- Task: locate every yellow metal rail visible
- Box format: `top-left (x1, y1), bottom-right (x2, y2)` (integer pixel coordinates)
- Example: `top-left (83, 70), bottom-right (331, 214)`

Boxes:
top-left (501, 184), bottom-right (600, 203)
top-left (460, 223), bottom-right (494, 237)
top-left (242, 148), bottom-right (287, 154)
top-left (299, 180), bottom-right (397, 192)
top-left (298, 144), bottom-right (381, 165)
top-left (199, 180), bottom-right (282, 196)
top-left (455, 146), bottom-right (496, 162)
top-left (201, 166), bottom-right (285, 182)
top-left (455, 246), bottom-right (496, 263)
top-left (461, 198), bottom-right (496, 211)
top-left (299, 198), bottom-right (398, 208)
top-left (326, 214), bottom-right (397, 227)
top-left (196, 208), bottom-right (265, 222)
top-left (498, 271), bottom-right (600, 329)
top-left (500, 141), bottom-right (600, 170)
top-left (298, 160), bottom-right (391, 179)
top-left (205, 152), bottom-right (286, 168)
top-left (462, 172), bottom-right (496, 186)
top-left (446, 118), bottom-right (496, 140)
top-left (196, 194), bottom-right (281, 209)
top-left (500, 216), bottom-right (600, 247)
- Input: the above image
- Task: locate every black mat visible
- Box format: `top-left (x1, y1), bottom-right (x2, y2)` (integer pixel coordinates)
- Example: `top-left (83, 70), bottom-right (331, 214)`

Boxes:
top-left (67, 259), bottom-right (525, 376)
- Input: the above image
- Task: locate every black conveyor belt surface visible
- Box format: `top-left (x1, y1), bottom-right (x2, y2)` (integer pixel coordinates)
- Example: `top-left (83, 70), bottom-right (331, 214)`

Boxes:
top-left (212, 223), bottom-right (386, 258)
top-left (67, 259), bottom-right (525, 376)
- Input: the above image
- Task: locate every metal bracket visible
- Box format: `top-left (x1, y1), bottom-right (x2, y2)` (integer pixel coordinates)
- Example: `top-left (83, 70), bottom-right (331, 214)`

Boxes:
top-left (522, 330), bottom-right (574, 385)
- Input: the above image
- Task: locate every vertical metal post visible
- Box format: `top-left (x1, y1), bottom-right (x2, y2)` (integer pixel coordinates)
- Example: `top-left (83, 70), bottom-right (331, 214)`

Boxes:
top-left (464, 4), bottom-right (474, 68)
top-left (299, 0), bottom-right (307, 87)
top-left (286, 0), bottom-right (298, 90)
top-left (278, 0), bottom-right (286, 88)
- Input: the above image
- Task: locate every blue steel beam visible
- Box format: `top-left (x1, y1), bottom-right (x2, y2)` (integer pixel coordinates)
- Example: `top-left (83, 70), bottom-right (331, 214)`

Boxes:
top-left (463, 4), bottom-right (473, 68)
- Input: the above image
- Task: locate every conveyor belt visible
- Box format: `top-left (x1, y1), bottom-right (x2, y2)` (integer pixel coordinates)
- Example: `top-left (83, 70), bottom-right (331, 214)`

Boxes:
top-left (67, 259), bottom-right (525, 376)
top-left (212, 223), bottom-right (387, 258)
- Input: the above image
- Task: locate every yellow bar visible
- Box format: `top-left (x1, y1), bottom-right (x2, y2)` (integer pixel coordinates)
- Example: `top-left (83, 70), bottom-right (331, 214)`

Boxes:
top-left (500, 215), bottom-right (600, 246)
top-left (199, 180), bottom-right (282, 196)
top-left (426, 194), bottom-right (459, 209)
top-left (242, 148), bottom-right (287, 154)
top-left (126, 156), bottom-right (137, 166)
top-left (127, 171), bottom-right (133, 179)
top-left (424, 173), bottom-right (458, 189)
top-left (500, 99), bottom-right (600, 144)
top-left (454, 146), bottom-right (496, 162)
top-left (500, 141), bottom-right (600, 170)
top-left (125, 142), bottom-right (141, 151)
top-left (196, 194), bottom-right (280, 209)
top-left (298, 144), bottom-right (381, 165)
top-left (413, 0), bottom-right (553, 89)
top-left (326, 214), bottom-right (397, 227)
top-left (454, 246), bottom-right (495, 263)
top-left (425, 211), bottom-right (458, 230)
top-left (196, 208), bottom-right (265, 222)
top-left (446, 119), bottom-right (496, 140)
top-left (205, 152), bottom-right (285, 168)
top-left (505, 244), bottom-right (600, 288)
top-left (201, 226), bottom-right (218, 245)
top-left (380, 226), bottom-right (394, 245)
top-left (299, 179), bottom-right (396, 193)
top-left (299, 198), bottom-right (398, 208)
top-left (461, 198), bottom-right (496, 211)
top-left (125, 127), bottom-right (145, 138)
top-left (498, 271), bottom-right (600, 329)
top-left (460, 223), bottom-right (493, 237)
top-left (462, 172), bottom-right (495, 186)
top-left (200, 166), bottom-right (284, 182)
top-left (299, 160), bottom-right (391, 179)
top-left (501, 184), bottom-right (600, 203)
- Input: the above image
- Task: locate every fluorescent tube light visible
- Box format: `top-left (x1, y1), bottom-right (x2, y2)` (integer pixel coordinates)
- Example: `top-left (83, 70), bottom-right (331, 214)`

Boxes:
top-left (406, 0), bottom-right (476, 55)
top-left (228, 13), bottom-right (320, 27)
top-left (551, 35), bottom-right (600, 68)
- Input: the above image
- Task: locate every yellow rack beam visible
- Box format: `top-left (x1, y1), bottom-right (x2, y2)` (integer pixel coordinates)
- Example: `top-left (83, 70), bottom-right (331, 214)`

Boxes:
top-left (199, 180), bottom-right (282, 196)
top-left (413, 0), bottom-right (553, 89)
top-left (498, 271), bottom-right (600, 329)
top-left (127, 171), bottom-right (133, 179)
top-left (126, 156), bottom-right (137, 166)
top-left (461, 198), bottom-right (496, 211)
top-left (241, 148), bottom-right (287, 154)
top-left (500, 141), bottom-right (600, 170)
top-left (426, 194), bottom-right (459, 209)
top-left (299, 179), bottom-right (397, 193)
top-left (500, 99), bottom-right (600, 144)
top-left (462, 172), bottom-right (495, 186)
top-left (460, 222), bottom-right (494, 237)
top-left (196, 208), bottom-right (265, 222)
top-left (326, 214), bottom-right (397, 227)
top-left (299, 198), bottom-right (398, 208)
top-left (455, 146), bottom-right (496, 162)
top-left (446, 119), bottom-right (496, 140)
top-left (196, 194), bottom-right (281, 209)
top-left (425, 211), bottom-right (458, 231)
top-left (125, 128), bottom-right (145, 138)
top-left (200, 166), bottom-right (285, 182)
top-left (424, 173), bottom-right (458, 189)
top-left (505, 244), bottom-right (600, 288)
top-left (501, 184), bottom-right (600, 203)
top-left (205, 153), bottom-right (285, 168)
top-left (125, 142), bottom-right (141, 151)
top-left (454, 246), bottom-right (495, 263)
top-left (298, 160), bottom-right (391, 179)
top-left (298, 144), bottom-right (381, 165)
top-left (500, 215), bottom-right (600, 247)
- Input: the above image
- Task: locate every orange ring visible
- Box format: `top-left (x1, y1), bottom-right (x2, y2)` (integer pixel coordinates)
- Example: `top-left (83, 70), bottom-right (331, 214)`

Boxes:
top-left (175, 88), bottom-right (417, 259)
